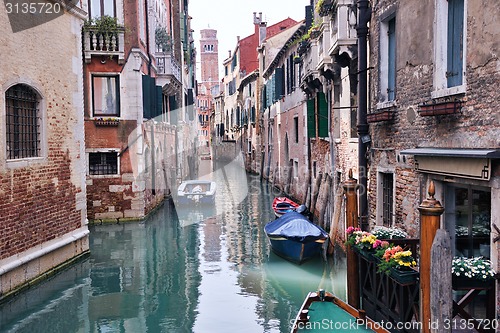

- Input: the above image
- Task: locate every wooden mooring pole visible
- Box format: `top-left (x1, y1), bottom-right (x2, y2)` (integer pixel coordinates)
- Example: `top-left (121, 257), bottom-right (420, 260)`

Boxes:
top-left (418, 181), bottom-right (444, 333)
top-left (344, 169), bottom-right (360, 309)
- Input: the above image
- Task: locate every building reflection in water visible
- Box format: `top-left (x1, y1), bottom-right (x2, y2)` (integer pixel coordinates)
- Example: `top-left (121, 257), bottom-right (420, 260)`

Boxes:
top-left (0, 160), bottom-right (347, 333)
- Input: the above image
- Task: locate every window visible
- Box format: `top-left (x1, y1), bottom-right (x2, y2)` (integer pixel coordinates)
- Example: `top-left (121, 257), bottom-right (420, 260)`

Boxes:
top-left (92, 75), bottom-right (120, 116)
top-left (377, 171), bottom-right (394, 226)
top-left (445, 185), bottom-right (491, 259)
top-left (306, 93), bottom-right (328, 138)
top-left (433, 0), bottom-right (466, 96)
top-left (294, 116), bottom-right (299, 143)
top-left (379, 15), bottom-right (396, 103)
top-left (350, 105), bottom-right (357, 138)
top-left (89, 152), bottom-right (118, 175)
top-left (5, 84), bottom-right (40, 159)
top-left (446, 0), bottom-right (464, 88)
top-left (89, 0), bottom-right (116, 18)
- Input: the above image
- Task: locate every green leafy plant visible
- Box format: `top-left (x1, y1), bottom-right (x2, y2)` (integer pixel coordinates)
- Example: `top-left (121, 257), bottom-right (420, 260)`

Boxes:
top-left (155, 26), bottom-right (171, 52)
top-left (452, 256), bottom-right (495, 280)
top-left (83, 15), bottom-right (121, 34)
top-left (315, 0), bottom-right (325, 13)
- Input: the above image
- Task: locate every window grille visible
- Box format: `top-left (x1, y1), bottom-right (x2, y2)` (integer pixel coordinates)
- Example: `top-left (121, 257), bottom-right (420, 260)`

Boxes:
top-left (6, 84), bottom-right (40, 159)
top-left (89, 152), bottom-right (118, 175)
top-left (382, 173), bottom-right (394, 226)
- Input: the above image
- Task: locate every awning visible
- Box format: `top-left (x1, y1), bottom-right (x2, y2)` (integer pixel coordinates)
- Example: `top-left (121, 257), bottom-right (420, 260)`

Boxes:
top-left (400, 148), bottom-right (500, 181)
top-left (400, 148), bottom-right (500, 159)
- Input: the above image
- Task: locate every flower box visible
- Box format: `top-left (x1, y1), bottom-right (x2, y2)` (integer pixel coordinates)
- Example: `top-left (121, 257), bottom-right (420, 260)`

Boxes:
top-left (353, 247), bottom-right (379, 263)
top-left (367, 110), bottom-right (395, 123)
top-left (389, 267), bottom-right (419, 285)
top-left (418, 100), bottom-right (462, 116)
top-left (452, 276), bottom-right (495, 290)
top-left (95, 119), bottom-right (120, 126)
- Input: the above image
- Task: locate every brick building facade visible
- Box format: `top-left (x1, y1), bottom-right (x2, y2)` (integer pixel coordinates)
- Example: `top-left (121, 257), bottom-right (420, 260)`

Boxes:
top-left (82, 0), bottom-right (198, 221)
top-left (0, 2), bottom-right (89, 300)
top-left (367, 0), bottom-right (500, 322)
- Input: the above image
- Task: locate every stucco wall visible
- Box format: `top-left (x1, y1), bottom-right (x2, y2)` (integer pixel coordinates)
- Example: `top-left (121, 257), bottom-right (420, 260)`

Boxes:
top-left (0, 5), bottom-right (89, 298)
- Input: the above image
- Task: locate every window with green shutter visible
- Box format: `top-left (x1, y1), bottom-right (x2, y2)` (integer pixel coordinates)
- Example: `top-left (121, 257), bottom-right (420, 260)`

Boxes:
top-left (275, 67), bottom-right (285, 100)
top-left (317, 92), bottom-right (328, 137)
top-left (307, 98), bottom-right (316, 138)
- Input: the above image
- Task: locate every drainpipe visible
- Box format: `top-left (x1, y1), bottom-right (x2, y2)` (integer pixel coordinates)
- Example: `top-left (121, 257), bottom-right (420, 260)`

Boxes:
top-left (356, 0), bottom-right (371, 231)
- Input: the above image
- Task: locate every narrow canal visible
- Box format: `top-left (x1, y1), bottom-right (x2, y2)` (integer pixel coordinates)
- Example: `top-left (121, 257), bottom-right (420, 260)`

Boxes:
top-left (0, 160), bottom-right (347, 333)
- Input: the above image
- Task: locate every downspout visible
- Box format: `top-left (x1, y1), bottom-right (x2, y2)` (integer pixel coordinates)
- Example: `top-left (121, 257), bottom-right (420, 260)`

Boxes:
top-left (356, 0), bottom-right (371, 231)
top-left (145, 0), bottom-right (152, 76)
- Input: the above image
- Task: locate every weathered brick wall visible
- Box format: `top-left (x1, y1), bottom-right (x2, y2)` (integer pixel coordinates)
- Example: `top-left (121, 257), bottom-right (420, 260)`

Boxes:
top-left (0, 5), bottom-right (88, 269)
top-left (367, 0), bottom-right (500, 236)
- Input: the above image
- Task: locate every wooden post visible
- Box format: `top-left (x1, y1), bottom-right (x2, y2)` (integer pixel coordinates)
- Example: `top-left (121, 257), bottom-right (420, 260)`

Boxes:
top-left (430, 229), bottom-right (452, 333)
top-left (418, 181), bottom-right (444, 333)
top-left (344, 169), bottom-right (360, 309)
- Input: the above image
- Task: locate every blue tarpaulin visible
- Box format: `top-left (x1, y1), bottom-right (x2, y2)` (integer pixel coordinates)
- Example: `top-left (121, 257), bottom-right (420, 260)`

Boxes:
top-left (264, 212), bottom-right (328, 243)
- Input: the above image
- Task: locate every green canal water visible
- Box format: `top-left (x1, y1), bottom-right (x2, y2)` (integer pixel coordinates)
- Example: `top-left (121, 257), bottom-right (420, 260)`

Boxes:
top-left (0, 162), bottom-right (347, 333)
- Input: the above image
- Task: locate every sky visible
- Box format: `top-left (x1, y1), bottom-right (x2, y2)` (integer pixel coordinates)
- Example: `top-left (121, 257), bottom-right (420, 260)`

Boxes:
top-left (189, 0), bottom-right (309, 79)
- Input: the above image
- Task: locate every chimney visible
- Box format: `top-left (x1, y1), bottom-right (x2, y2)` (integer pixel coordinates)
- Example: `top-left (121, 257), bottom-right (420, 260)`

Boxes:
top-left (228, 50), bottom-right (231, 58)
top-left (259, 22), bottom-right (267, 45)
top-left (253, 12), bottom-right (260, 25)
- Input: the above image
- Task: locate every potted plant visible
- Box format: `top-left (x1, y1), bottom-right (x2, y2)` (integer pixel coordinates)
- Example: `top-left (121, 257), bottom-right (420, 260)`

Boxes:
top-left (346, 227), bottom-right (388, 262)
top-left (155, 26), bottom-right (171, 52)
top-left (452, 256), bottom-right (496, 289)
top-left (378, 245), bottom-right (418, 284)
top-left (293, 55), bottom-right (302, 64)
top-left (315, 0), bottom-right (335, 17)
top-left (372, 226), bottom-right (408, 239)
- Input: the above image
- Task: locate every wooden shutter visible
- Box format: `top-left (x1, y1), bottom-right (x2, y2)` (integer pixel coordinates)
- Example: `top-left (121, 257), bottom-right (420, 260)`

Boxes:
top-left (307, 98), bottom-right (316, 138)
top-left (318, 92), bottom-right (329, 137)
top-left (275, 67), bottom-right (285, 99)
top-left (155, 86), bottom-right (163, 118)
top-left (447, 0), bottom-right (464, 87)
top-left (142, 75), bottom-right (152, 119)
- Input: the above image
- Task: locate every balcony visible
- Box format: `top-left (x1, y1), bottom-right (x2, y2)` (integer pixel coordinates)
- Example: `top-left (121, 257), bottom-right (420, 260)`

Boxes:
top-left (156, 52), bottom-right (182, 96)
top-left (83, 27), bottom-right (125, 64)
top-left (327, 1), bottom-right (357, 57)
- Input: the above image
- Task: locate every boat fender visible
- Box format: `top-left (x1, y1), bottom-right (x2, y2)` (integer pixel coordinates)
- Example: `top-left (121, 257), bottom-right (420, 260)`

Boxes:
top-left (296, 204), bottom-right (308, 214)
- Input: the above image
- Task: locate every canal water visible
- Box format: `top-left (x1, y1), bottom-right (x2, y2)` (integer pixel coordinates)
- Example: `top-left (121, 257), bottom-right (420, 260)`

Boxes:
top-left (0, 160), bottom-right (347, 333)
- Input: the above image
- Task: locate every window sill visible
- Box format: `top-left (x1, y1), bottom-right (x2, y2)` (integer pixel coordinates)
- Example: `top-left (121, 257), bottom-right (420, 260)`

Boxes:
top-left (431, 85), bottom-right (466, 99)
top-left (376, 100), bottom-right (397, 110)
top-left (6, 157), bottom-right (46, 169)
top-left (88, 174), bottom-right (121, 179)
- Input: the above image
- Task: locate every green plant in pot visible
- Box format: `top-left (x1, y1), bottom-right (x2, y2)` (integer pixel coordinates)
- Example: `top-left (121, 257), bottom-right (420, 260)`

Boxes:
top-left (155, 26), bottom-right (171, 52)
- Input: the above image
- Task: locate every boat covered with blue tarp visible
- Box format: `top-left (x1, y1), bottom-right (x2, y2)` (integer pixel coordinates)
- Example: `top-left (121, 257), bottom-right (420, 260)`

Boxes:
top-left (264, 212), bottom-right (328, 264)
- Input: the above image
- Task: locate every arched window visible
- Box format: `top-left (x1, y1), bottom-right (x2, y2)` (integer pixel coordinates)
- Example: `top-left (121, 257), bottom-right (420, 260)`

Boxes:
top-left (5, 84), bottom-right (40, 159)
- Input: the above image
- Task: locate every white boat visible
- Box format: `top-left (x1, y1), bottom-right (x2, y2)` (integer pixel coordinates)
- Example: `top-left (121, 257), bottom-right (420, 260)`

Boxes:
top-left (177, 180), bottom-right (216, 205)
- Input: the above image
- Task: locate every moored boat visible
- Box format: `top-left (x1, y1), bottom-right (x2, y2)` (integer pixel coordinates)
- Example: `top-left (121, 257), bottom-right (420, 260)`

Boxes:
top-left (272, 196), bottom-right (301, 217)
top-left (177, 180), bottom-right (216, 205)
top-left (291, 290), bottom-right (390, 333)
top-left (264, 212), bottom-right (328, 264)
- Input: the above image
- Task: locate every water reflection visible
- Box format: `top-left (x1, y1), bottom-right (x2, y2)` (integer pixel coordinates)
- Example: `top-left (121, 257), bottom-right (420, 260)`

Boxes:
top-left (0, 163), bottom-right (347, 333)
